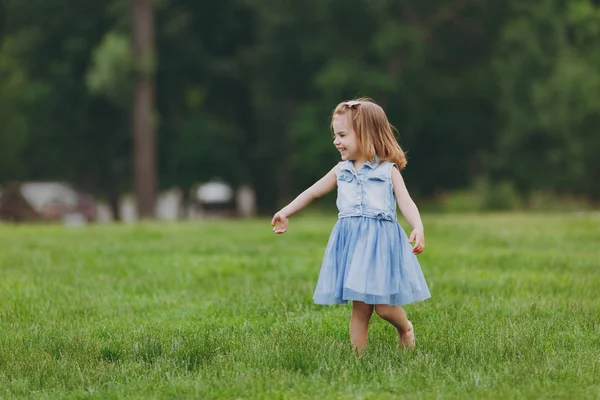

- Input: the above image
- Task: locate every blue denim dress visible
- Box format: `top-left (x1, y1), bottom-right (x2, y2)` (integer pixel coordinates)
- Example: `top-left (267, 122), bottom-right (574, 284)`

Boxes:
top-left (313, 159), bottom-right (431, 306)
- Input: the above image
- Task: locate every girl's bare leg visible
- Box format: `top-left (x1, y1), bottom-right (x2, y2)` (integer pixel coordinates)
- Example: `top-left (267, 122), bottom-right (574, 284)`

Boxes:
top-left (350, 301), bottom-right (374, 353)
top-left (374, 304), bottom-right (415, 349)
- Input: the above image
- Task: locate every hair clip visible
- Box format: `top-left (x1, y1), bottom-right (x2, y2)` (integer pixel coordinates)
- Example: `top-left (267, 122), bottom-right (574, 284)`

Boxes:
top-left (344, 101), bottom-right (361, 108)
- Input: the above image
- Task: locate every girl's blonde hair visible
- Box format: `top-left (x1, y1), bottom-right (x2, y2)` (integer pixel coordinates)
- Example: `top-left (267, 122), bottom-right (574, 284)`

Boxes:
top-left (332, 97), bottom-right (407, 170)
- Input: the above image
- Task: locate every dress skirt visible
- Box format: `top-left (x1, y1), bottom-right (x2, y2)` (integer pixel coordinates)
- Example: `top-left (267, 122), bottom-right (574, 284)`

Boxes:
top-left (313, 217), bottom-right (431, 306)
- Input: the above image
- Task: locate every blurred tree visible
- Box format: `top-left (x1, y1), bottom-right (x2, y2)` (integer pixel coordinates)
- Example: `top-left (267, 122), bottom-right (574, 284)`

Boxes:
top-left (274, 0), bottom-right (509, 199)
top-left (86, 32), bottom-right (132, 108)
top-left (132, 0), bottom-right (157, 218)
top-left (0, 35), bottom-right (30, 181)
top-left (493, 0), bottom-right (600, 201)
top-left (154, 0), bottom-right (253, 199)
top-left (85, 29), bottom-right (133, 218)
top-left (0, 0), bottom-right (113, 183)
top-left (1, 0), bottom-right (599, 215)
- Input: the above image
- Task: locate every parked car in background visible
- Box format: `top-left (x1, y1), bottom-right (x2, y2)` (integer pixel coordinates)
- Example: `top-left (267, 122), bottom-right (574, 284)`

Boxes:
top-left (0, 182), bottom-right (96, 223)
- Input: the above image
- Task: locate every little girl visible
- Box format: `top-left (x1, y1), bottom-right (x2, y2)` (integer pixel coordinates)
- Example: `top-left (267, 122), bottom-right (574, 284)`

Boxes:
top-left (271, 98), bottom-right (430, 352)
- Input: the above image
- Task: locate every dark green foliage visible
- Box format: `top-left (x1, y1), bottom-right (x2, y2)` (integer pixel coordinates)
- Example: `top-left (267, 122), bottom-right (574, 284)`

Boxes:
top-left (1, 0), bottom-right (599, 212)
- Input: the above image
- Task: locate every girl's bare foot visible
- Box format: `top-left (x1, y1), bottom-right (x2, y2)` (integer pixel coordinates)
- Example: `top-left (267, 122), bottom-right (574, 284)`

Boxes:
top-left (398, 321), bottom-right (415, 349)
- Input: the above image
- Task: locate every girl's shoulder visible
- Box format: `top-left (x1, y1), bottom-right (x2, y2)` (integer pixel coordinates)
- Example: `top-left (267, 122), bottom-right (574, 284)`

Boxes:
top-left (373, 160), bottom-right (396, 173)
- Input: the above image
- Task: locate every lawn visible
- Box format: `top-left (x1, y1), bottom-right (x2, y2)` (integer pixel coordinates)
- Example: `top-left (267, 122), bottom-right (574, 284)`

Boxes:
top-left (0, 213), bottom-right (599, 399)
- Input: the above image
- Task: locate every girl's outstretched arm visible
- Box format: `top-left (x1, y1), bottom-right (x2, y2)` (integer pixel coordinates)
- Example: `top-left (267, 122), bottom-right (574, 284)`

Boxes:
top-left (391, 167), bottom-right (425, 254)
top-left (271, 165), bottom-right (338, 234)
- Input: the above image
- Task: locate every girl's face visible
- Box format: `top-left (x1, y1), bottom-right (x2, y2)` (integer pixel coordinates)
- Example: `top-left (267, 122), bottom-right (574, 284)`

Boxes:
top-left (332, 112), bottom-right (361, 161)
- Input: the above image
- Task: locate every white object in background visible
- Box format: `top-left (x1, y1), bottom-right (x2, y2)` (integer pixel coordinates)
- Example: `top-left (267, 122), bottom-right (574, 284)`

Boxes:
top-left (96, 202), bottom-right (114, 223)
top-left (20, 182), bottom-right (78, 213)
top-left (62, 212), bottom-right (86, 227)
top-left (197, 180), bottom-right (233, 204)
top-left (236, 185), bottom-right (256, 218)
top-left (155, 188), bottom-right (183, 221)
top-left (120, 196), bottom-right (138, 223)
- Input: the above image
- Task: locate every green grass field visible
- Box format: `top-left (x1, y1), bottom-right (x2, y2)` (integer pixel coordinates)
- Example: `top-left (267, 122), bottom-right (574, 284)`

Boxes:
top-left (0, 213), bottom-right (599, 399)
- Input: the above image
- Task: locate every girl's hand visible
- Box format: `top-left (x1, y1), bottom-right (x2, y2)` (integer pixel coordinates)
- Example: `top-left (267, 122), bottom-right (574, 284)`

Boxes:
top-left (409, 229), bottom-right (425, 254)
top-left (271, 212), bottom-right (289, 234)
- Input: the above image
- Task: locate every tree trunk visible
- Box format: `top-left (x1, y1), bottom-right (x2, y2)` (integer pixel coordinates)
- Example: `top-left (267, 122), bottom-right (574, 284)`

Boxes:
top-left (106, 176), bottom-right (122, 222)
top-left (132, 0), bottom-right (156, 219)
